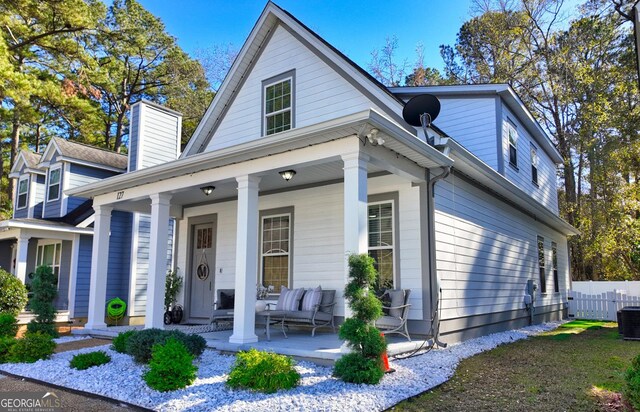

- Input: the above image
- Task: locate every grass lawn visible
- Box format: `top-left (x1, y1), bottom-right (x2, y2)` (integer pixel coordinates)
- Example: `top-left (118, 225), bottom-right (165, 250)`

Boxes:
top-left (394, 321), bottom-right (639, 411)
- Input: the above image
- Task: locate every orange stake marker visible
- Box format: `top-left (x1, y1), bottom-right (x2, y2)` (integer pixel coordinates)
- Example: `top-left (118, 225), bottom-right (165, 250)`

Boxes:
top-left (380, 332), bottom-right (395, 373)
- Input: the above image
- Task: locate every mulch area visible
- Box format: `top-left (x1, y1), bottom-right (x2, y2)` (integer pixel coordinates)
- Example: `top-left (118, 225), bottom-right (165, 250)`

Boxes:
top-left (1, 338), bottom-right (145, 411)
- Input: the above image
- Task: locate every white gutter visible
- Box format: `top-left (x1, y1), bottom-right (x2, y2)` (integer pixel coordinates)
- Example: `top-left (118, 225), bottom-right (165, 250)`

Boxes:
top-left (0, 220), bottom-right (94, 235)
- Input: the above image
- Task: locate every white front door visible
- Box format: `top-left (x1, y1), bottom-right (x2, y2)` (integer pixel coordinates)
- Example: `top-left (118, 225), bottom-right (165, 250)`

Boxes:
top-left (189, 223), bottom-right (216, 319)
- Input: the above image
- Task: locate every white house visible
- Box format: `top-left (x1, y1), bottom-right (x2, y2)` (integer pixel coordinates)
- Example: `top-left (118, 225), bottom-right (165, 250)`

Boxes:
top-left (67, 2), bottom-right (578, 344)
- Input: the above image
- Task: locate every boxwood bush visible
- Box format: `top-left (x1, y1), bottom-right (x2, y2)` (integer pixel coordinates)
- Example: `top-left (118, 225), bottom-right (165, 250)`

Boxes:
top-left (0, 268), bottom-right (28, 316)
top-left (227, 349), bottom-right (300, 393)
top-left (144, 338), bottom-right (197, 392)
top-left (70, 351), bottom-right (111, 370)
top-left (125, 328), bottom-right (206, 363)
top-left (0, 312), bottom-right (18, 338)
top-left (112, 330), bottom-right (137, 353)
top-left (0, 336), bottom-right (17, 363)
top-left (7, 332), bottom-right (56, 363)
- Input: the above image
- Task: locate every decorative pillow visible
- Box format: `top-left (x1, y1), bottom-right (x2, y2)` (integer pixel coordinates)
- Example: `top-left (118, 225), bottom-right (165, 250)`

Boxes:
top-left (219, 291), bottom-right (235, 310)
top-left (275, 286), bottom-right (305, 311)
top-left (387, 289), bottom-right (405, 318)
top-left (301, 286), bottom-right (322, 311)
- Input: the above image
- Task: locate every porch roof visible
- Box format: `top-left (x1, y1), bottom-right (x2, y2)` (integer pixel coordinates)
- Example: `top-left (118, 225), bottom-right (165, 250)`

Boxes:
top-left (67, 109), bottom-right (453, 200)
top-left (0, 218), bottom-right (93, 235)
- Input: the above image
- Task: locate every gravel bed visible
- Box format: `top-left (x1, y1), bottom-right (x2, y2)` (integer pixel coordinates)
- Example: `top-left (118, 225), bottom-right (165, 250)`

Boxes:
top-left (53, 335), bottom-right (92, 344)
top-left (0, 322), bottom-right (560, 411)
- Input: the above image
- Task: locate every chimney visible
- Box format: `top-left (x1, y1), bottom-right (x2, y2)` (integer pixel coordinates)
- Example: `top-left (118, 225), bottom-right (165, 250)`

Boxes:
top-left (128, 100), bottom-right (182, 172)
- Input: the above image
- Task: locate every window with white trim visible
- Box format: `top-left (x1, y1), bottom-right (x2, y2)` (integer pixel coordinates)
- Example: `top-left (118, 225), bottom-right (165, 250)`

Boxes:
top-left (368, 201), bottom-right (395, 294)
top-left (261, 214), bottom-right (291, 293)
top-left (507, 122), bottom-right (518, 168)
top-left (17, 176), bottom-right (29, 209)
top-left (530, 144), bottom-right (539, 186)
top-left (537, 236), bottom-right (546, 294)
top-left (264, 78), bottom-right (292, 135)
top-left (47, 168), bottom-right (61, 201)
top-left (36, 241), bottom-right (61, 288)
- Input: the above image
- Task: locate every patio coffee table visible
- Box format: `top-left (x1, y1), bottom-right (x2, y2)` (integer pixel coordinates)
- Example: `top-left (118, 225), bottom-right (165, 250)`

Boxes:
top-left (257, 309), bottom-right (287, 341)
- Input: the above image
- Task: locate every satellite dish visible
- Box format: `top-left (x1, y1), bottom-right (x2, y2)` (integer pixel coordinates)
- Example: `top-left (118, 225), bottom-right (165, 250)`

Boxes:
top-left (402, 94), bottom-right (441, 127)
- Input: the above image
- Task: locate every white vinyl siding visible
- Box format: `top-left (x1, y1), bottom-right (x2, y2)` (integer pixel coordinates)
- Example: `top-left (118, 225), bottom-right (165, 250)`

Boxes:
top-left (205, 24), bottom-right (383, 152)
top-left (17, 176), bottom-right (29, 209)
top-left (502, 105), bottom-right (559, 214)
top-left (434, 173), bottom-right (569, 320)
top-left (429, 97), bottom-right (498, 170)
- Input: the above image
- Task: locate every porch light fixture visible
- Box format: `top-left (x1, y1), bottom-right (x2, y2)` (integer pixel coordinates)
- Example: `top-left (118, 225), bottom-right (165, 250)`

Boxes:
top-left (279, 170), bottom-right (296, 181)
top-left (200, 186), bottom-right (215, 196)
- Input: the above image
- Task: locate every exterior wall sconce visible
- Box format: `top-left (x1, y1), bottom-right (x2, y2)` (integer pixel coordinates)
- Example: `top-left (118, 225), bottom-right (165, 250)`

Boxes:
top-left (200, 186), bottom-right (215, 196)
top-left (279, 170), bottom-right (296, 181)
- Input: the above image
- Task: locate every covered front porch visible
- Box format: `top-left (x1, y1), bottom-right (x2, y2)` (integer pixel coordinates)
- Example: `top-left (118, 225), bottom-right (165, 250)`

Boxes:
top-left (70, 110), bottom-right (453, 345)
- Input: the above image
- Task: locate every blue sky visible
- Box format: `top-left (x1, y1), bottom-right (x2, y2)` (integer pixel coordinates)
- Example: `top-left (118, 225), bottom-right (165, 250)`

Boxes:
top-left (137, 0), bottom-right (477, 73)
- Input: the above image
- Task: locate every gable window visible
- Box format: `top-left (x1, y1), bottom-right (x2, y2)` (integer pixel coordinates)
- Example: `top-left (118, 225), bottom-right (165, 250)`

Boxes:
top-left (368, 201), bottom-right (395, 294)
top-left (263, 71), bottom-right (295, 136)
top-left (537, 235), bottom-right (546, 294)
top-left (36, 241), bottom-right (61, 288)
top-left (17, 176), bottom-right (29, 209)
top-left (507, 122), bottom-right (518, 168)
top-left (47, 168), bottom-right (61, 201)
top-left (261, 214), bottom-right (291, 293)
top-left (552, 242), bottom-right (559, 293)
top-left (530, 144), bottom-right (539, 186)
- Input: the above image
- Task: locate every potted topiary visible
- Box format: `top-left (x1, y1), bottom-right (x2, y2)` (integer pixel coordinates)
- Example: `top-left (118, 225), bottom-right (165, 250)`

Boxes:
top-left (333, 253), bottom-right (387, 384)
top-left (164, 269), bottom-right (183, 325)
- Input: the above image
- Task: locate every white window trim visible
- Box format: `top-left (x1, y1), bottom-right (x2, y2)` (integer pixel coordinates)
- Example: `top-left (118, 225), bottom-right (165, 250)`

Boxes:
top-left (16, 175), bottom-right (29, 210)
top-left (367, 199), bottom-right (396, 289)
top-left (36, 239), bottom-right (62, 291)
top-left (263, 76), bottom-right (293, 136)
top-left (260, 212), bottom-right (292, 291)
top-left (507, 121), bottom-right (518, 168)
top-left (530, 144), bottom-right (539, 186)
top-left (47, 165), bottom-right (62, 202)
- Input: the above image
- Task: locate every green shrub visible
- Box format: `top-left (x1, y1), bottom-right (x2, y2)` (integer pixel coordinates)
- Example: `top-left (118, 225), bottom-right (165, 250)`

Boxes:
top-left (26, 265), bottom-right (58, 338)
top-left (625, 353), bottom-right (640, 409)
top-left (334, 253), bottom-right (386, 385)
top-left (125, 328), bottom-right (206, 363)
top-left (143, 338), bottom-right (197, 392)
top-left (334, 353), bottom-right (384, 384)
top-left (70, 351), bottom-right (111, 370)
top-left (0, 336), bottom-right (17, 363)
top-left (0, 268), bottom-right (28, 316)
top-left (112, 330), bottom-right (137, 353)
top-left (0, 312), bottom-right (18, 338)
top-left (7, 331), bottom-right (56, 363)
top-left (227, 349), bottom-right (300, 394)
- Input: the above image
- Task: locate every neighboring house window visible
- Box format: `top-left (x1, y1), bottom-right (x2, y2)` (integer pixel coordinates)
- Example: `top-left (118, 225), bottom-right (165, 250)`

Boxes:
top-left (36, 241), bottom-right (61, 288)
top-left (368, 202), bottom-right (394, 293)
top-left (261, 214), bottom-right (291, 293)
top-left (507, 122), bottom-right (518, 168)
top-left (537, 236), bottom-right (546, 294)
top-left (552, 242), bottom-right (559, 293)
top-left (530, 144), bottom-right (539, 186)
top-left (17, 176), bottom-right (29, 209)
top-left (264, 78), bottom-right (292, 135)
top-left (47, 168), bottom-right (61, 201)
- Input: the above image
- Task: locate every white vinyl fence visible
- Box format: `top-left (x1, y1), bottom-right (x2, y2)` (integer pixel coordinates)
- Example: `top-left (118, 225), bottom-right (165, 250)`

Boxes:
top-left (568, 290), bottom-right (640, 321)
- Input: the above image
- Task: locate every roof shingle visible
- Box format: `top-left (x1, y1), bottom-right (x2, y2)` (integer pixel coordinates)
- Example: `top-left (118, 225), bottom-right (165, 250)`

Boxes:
top-left (52, 137), bottom-right (128, 170)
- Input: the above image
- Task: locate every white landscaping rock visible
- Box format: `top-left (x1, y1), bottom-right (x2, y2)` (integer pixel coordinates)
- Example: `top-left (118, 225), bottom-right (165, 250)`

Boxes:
top-left (0, 322), bottom-right (561, 411)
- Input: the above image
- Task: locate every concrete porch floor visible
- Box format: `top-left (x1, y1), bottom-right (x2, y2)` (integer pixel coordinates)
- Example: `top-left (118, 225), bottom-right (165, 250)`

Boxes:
top-left (73, 324), bottom-right (426, 364)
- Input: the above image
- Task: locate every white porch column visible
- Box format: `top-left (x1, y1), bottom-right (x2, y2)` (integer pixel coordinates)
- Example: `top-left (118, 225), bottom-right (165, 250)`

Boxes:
top-left (342, 152), bottom-right (369, 318)
top-left (145, 193), bottom-right (172, 329)
top-left (86, 204), bottom-right (113, 330)
top-left (14, 235), bottom-right (30, 283)
top-left (229, 175), bottom-right (261, 344)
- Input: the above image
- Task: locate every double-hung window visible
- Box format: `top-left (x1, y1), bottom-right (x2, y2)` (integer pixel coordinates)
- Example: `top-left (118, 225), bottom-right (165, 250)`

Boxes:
top-left (552, 242), bottom-right (559, 293)
top-left (264, 76), bottom-right (292, 135)
top-left (530, 144), bottom-right (539, 186)
top-left (17, 176), bottom-right (29, 209)
top-left (507, 122), bottom-right (518, 168)
top-left (36, 241), bottom-right (61, 288)
top-left (368, 201), bottom-right (395, 294)
top-left (537, 236), bottom-right (546, 294)
top-left (261, 214), bottom-right (291, 293)
top-left (47, 168), bottom-right (61, 201)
